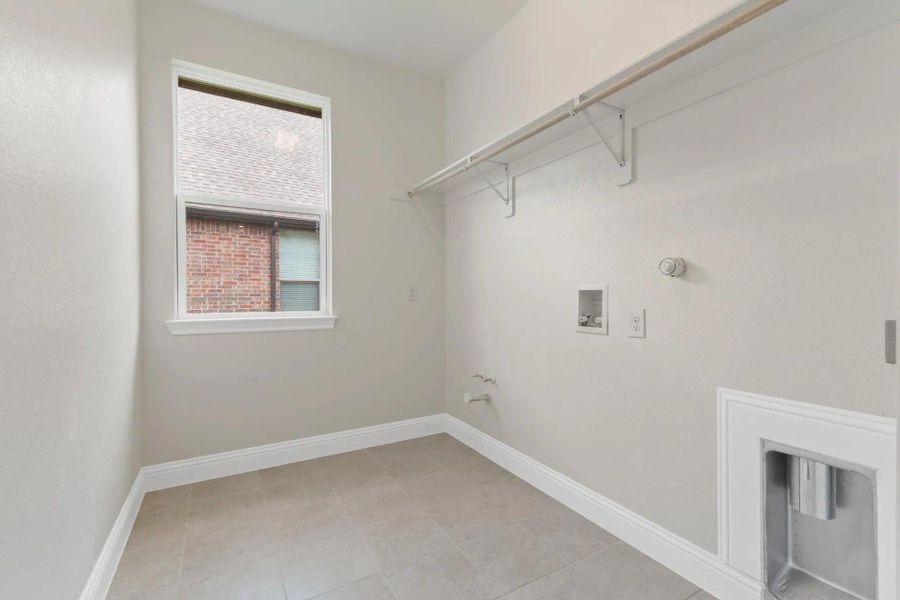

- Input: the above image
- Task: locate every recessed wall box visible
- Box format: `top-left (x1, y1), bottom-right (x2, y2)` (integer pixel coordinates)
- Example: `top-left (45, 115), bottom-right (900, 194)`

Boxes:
top-left (577, 284), bottom-right (608, 335)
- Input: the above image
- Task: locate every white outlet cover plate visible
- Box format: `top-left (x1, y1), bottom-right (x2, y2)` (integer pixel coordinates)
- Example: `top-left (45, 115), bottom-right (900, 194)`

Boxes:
top-left (629, 309), bottom-right (645, 338)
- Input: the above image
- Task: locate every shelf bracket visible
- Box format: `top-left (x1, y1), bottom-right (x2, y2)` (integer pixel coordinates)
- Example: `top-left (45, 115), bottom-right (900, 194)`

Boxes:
top-left (473, 159), bottom-right (515, 218)
top-left (577, 98), bottom-right (633, 186)
top-left (581, 103), bottom-right (625, 167)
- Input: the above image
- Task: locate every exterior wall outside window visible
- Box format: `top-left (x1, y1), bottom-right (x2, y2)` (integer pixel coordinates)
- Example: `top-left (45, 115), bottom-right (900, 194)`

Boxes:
top-left (185, 215), bottom-right (319, 313)
top-left (185, 216), bottom-right (279, 313)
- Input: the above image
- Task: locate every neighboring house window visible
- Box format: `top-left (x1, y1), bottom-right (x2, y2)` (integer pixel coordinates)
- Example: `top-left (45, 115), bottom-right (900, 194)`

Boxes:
top-left (173, 65), bottom-right (330, 323)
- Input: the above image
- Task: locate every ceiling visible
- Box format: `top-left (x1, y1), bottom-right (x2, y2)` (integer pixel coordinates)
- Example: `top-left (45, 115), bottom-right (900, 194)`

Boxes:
top-left (197, 0), bottom-right (529, 78)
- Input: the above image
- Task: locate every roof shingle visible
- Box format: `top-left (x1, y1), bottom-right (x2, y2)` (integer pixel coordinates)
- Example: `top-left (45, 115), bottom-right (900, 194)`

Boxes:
top-left (177, 86), bottom-right (324, 207)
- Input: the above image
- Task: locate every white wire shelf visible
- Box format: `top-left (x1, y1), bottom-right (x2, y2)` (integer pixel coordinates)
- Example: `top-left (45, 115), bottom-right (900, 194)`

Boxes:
top-left (407, 0), bottom-right (849, 200)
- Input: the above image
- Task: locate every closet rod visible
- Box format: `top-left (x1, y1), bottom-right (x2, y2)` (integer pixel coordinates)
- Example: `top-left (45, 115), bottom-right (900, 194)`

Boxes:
top-left (408, 0), bottom-right (787, 198)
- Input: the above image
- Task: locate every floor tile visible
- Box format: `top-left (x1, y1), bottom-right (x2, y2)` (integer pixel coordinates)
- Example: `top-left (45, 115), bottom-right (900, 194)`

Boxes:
top-left (127, 498), bottom-right (188, 549)
top-left (278, 531), bottom-right (380, 600)
top-left (395, 469), bottom-right (473, 508)
top-left (365, 439), bottom-right (428, 460)
top-left (191, 471), bottom-right (262, 501)
top-left (383, 547), bottom-right (491, 600)
top-left (263, 474), bottom-right (337, 516)
top-left (107, 536), bottom-right (183, 599)
top-left (259, 459), bottom-right (325, 488)
top-left (505, 542), bottom-right (698, 600)
top-left (274, 511), bottom-right (359, 551)
top-left (449, 457), bottom-right (510, 487)
top-left (182, 515), bottom-right (277, 580)
top-left (457, 523), bottom-right (570, 597)
top-left (361, 509), bottom-right (453, 570)
top-left (108, 584), bottom-right (178, 600)
top-left (264, 484), bottom-right (344, 526)
top-left (315, 450), bottom-right (381, 474)
top-left (335, 480), bottom-right (415, 527)
top-left (376, 451), bottom-right (445, 480)
top-left (496, 553), bottom-right (602, 600)
top-left (584, 542), bottom-right (697, 599)
top-left (312, 574), bottom-right (396, 600)
top-left (177, 555), bottom-right (284, 599)
top-left (476, 475), bottom-right (561, 520)
top-left (187, 488), bottom-right (268, 536)
top-left (423, 435), bottom-right (467, 450)
top-left (412, 433), bottom-right (457, 447)
top-left (519, 505), bottom-right (618, 561)
top-left (317, 449), bottom-right (394, 496)
top-left (427, 444), bottom-right (484, 469)
top-left (426, 493), bottom-right (512, 544)
top-left (141, 485), bottom-right (192, 512)
top-left (324, 464), bottom-right (394, 496)
top-left (366, 435), bottom-right (458, 458)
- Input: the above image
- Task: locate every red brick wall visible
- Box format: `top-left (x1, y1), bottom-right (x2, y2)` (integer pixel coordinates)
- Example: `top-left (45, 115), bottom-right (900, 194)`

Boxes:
top-left (186, 216), bottom-right (281, 313)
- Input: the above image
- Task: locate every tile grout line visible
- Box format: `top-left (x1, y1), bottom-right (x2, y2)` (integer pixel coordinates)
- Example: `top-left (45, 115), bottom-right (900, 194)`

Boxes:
top-left (324, 455), bottom-right (405, 599)
top-left (172, 484), bottom-right (192, 598)
top-left (371, 443), bottom-right (463, 598)
top-left (327, 448), bottom-right (413, 595)
top-left (372, 440), bottom-right (599, 600)
top-left (179, 472), bottom-right (283, 597)
top-left (492, 541), bottom-right (624, 600)
top-left (363, 441), bottom-right (489, 596)
top-left (255, 470), bottom-right (290, 600)
top-left (466, 469), bottom-right (624, 599)
top-left (424, 442), bottom-right (625, 600)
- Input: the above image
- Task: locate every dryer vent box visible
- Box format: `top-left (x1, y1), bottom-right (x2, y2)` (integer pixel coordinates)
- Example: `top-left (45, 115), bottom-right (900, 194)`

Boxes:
top-left (763, 441), bottom-right (877, 600)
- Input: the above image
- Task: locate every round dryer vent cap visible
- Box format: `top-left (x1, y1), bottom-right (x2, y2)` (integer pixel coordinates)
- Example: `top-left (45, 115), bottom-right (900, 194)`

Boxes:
top-left (659, 257), bottom-right (686, 277)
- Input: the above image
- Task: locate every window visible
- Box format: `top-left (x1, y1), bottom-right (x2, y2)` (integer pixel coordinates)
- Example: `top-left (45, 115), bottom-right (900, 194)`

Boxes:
top-left (168, 63), bottom-right (333, 334)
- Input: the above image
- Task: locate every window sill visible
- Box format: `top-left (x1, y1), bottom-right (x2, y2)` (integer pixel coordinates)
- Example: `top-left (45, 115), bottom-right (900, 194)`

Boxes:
top-left (165, 314), bottom-right (337, 335)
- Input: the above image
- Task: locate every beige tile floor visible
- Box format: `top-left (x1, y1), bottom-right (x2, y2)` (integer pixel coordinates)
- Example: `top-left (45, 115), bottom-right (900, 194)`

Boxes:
top-left (109, 434), bottom-right (718, 600)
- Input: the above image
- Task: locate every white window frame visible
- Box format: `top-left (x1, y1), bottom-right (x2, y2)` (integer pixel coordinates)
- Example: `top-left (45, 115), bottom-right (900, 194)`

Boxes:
top-left (166, 61), bottom-right (335, 335)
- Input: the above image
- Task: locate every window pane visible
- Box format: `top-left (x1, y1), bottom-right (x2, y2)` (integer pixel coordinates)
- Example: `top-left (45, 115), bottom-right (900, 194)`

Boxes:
top-left (186, 215), bottom-right (273, 314)
top-left (277, 227), bottom-right (319, 312)
top-left (186, 214), bottom-right (321, 314)
top-left (280, 282), bottom-right (319, 312)
top-left (177, 82), bottom-right (324, 206)
top-left (279, 228), bottom-right (319, 280)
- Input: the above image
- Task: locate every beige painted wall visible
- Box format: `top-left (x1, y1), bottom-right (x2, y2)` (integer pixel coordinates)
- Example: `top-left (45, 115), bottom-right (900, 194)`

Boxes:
top-left (139, 0), bottom-right (446, 464)
top-left (0, 0), bottom-right (142, 597)
top-left (444, 8), bottom-right (899, 553)
top-left (444, 0), bottom-right (743, 161)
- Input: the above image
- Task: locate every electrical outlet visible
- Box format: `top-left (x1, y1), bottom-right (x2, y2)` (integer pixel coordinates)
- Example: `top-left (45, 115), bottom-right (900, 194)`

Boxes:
top-left (629, 309), bottom-right (645, 338)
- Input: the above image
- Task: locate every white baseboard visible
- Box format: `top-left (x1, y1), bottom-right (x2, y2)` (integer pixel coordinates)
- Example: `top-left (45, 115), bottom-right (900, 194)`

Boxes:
top-left (142, 414), bottom-right (446, 491)
top-left (445, 415), bottom-right (762, 600)
top-left (83, 411), bottom-right (761, 600)
top-left (78, 471), bottom-right (145, 600)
